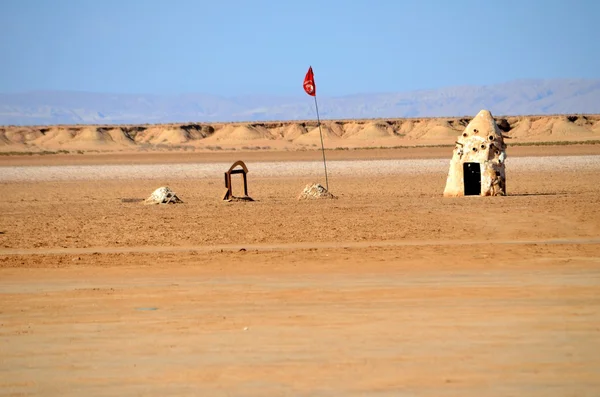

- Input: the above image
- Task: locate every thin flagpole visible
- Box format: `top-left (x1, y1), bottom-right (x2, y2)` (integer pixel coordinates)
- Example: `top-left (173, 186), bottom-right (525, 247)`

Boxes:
top-left (313, 95), bottom-right (329, 191)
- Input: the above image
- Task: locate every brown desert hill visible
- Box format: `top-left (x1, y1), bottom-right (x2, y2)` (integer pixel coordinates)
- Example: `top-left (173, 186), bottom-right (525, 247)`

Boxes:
top-left (1, 129), bottom-right (16, 148)
top-left (99, 127), bottom-right (138, 146)
top-left (344, 121), bottom-right (395, 139)
top-left (134, 124), bottom-right (214, 145)
top-left (32, 127), bottom-right (76, 148)
top-left (325, 121), bottom-right (346, 137)
top-left (1, 114), bottom-right (600, 153)
top-left (136, 125), bottom-right (191, 145)
top-left (0, 132), bottom-right (9, 146)
top-left (281, 123), bottom-right (308, 140)
top-left (539, 117), bottom-right (592, 137)
top-left (341, 121), bottom-right (363, 137)
top-left (403, 119), bottom-right (466, 140)
top-left (31, 126), bottom-right (136, 150)
top-left (137, 124), bottom-right (215, 145)
top-left (2, 127), bottom-right (42, 145)
top-left (506, 117), bottom-right (532, 138)
top-left (294, 122), bottom-right (344, 145)
top-left (205, 123), bottom-right (273, 143)
top-left (71, 127), bottom-right (135, 148)
top-left (505, 115), bottom-right (600, 140)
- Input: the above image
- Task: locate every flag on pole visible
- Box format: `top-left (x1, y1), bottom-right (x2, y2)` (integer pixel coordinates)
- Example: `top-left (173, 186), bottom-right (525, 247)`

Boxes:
top-left (303, 66), bottom-right (316, 96)
top-left (302, 65), bottom-right (329, 192)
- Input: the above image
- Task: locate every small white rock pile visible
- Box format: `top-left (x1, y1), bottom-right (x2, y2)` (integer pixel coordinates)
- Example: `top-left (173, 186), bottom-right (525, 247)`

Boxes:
top-left (297, 183), bottom-right (336, 200)
top-left (144, 186), bottom-right (183, 205)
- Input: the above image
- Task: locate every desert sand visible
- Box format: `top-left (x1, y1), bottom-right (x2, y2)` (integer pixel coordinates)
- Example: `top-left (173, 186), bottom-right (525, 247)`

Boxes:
top-left (1, 114), bottom-right (600, 153)
top-left (1, 140), bottom-right (600, 395)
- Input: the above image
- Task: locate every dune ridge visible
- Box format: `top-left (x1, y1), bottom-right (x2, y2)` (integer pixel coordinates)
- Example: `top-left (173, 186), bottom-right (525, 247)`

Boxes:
top-left (1, 114), bottom-right (599, 152)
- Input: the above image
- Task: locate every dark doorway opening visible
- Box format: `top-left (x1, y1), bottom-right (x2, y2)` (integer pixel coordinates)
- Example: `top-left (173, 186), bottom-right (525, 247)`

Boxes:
top-left (463, 162), bottom-right (481, 196)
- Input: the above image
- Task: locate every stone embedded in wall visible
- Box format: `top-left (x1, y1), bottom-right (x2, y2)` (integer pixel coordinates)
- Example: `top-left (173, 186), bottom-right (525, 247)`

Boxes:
top-left (443, 110), bottom-right (507, 197)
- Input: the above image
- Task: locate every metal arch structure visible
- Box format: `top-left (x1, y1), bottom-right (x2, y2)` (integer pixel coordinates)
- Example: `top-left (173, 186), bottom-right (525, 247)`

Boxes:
top-left (223, 160), bottom-right (253, 201)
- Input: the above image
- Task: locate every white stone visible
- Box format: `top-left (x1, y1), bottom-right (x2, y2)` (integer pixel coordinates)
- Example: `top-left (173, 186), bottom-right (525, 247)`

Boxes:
top-left (297, 183), bottom-right (336, 200)
top-left (144, 186), bottom-right (183, 205)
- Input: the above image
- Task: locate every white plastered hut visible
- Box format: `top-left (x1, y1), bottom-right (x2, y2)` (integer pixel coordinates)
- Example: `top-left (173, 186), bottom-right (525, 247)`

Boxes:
top-left (443, 110), bottom-right (507, 197)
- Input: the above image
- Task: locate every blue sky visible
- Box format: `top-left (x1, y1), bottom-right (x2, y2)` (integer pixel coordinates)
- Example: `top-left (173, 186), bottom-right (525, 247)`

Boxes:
top-left (1, 0), bottom-right (599, 96)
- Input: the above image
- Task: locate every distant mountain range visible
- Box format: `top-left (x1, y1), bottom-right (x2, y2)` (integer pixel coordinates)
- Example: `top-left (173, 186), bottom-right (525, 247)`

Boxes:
top-left (1, 79), bottom-right (599, 126)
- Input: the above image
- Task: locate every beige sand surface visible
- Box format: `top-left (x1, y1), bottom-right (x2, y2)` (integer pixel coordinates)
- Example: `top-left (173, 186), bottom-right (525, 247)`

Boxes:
top-left (1, 148), bottom-right (600, 396)
top-left (1, 144), bottom-right (600, 167)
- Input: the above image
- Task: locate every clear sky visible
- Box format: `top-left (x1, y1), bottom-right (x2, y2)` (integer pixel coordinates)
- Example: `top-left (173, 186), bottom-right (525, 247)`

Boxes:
top-left (1, 0), bottom-right (599, 97)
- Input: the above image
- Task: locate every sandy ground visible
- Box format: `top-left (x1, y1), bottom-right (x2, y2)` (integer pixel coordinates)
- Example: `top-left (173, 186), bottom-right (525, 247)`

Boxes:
top-left (1, 148), bottom-right (600, 396)
top-left (2, 144), bottom-right (600, 166)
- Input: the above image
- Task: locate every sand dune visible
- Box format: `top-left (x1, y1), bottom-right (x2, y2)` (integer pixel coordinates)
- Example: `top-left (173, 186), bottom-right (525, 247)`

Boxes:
top-left (345, 121), bottom-right (394, 139)
top-left (545, 118), bottom-right (591, 137)
top-left (0, 130), bottom-right (12, 146)
top-left (30, 126), bottom-right (136, 150)
top-left (206, 124), bottom-right (273, 142)
top-left (70, 127), bottom-right (130, 148)
top-left (294, 123), bottom-right (343, 145)
top-left (1, 114), bottom-right (599, 153)
top-left (105, 124), bottom-right (215, 146)
top-left (136, 125), bottom-right (191, 145)
top-left (32, 127), bottom-right (77, 148)
top-left (104, 128), bottom-right (137, 146)
top-left (282, 123), bottom-right (307, 140)
top-left (3, 128), bottom-right (42, 145)
top-left (505, 116), bottom-right (598, 140)
top-left (403, 120), bottom-right (465, 139)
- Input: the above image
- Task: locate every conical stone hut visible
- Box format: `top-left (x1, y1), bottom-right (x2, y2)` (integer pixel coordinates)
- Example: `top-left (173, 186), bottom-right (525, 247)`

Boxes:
top-left (443, 110), bottom-right (507, 197)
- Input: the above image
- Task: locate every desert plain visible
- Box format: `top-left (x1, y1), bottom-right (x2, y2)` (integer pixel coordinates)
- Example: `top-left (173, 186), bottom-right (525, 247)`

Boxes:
top-left (1, 115), bottom-right (600, 396)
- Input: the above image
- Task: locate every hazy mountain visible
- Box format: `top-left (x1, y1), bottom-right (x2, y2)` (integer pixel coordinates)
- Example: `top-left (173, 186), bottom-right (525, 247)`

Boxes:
top-left (1, 79), bottom-right (599, 126)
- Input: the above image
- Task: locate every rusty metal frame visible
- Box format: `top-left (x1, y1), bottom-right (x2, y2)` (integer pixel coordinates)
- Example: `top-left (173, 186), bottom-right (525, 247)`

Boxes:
top-left (223, 160), bottom-right (251, 201)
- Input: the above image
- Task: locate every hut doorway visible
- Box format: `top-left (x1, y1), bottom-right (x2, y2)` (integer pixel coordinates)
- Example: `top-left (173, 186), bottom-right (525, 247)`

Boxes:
top-left (463, 162), bottom-right (481, 196)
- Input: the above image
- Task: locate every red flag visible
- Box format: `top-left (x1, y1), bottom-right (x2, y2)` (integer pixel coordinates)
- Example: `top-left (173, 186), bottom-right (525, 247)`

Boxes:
top-left (303, 66), bottom-right (316, 96)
